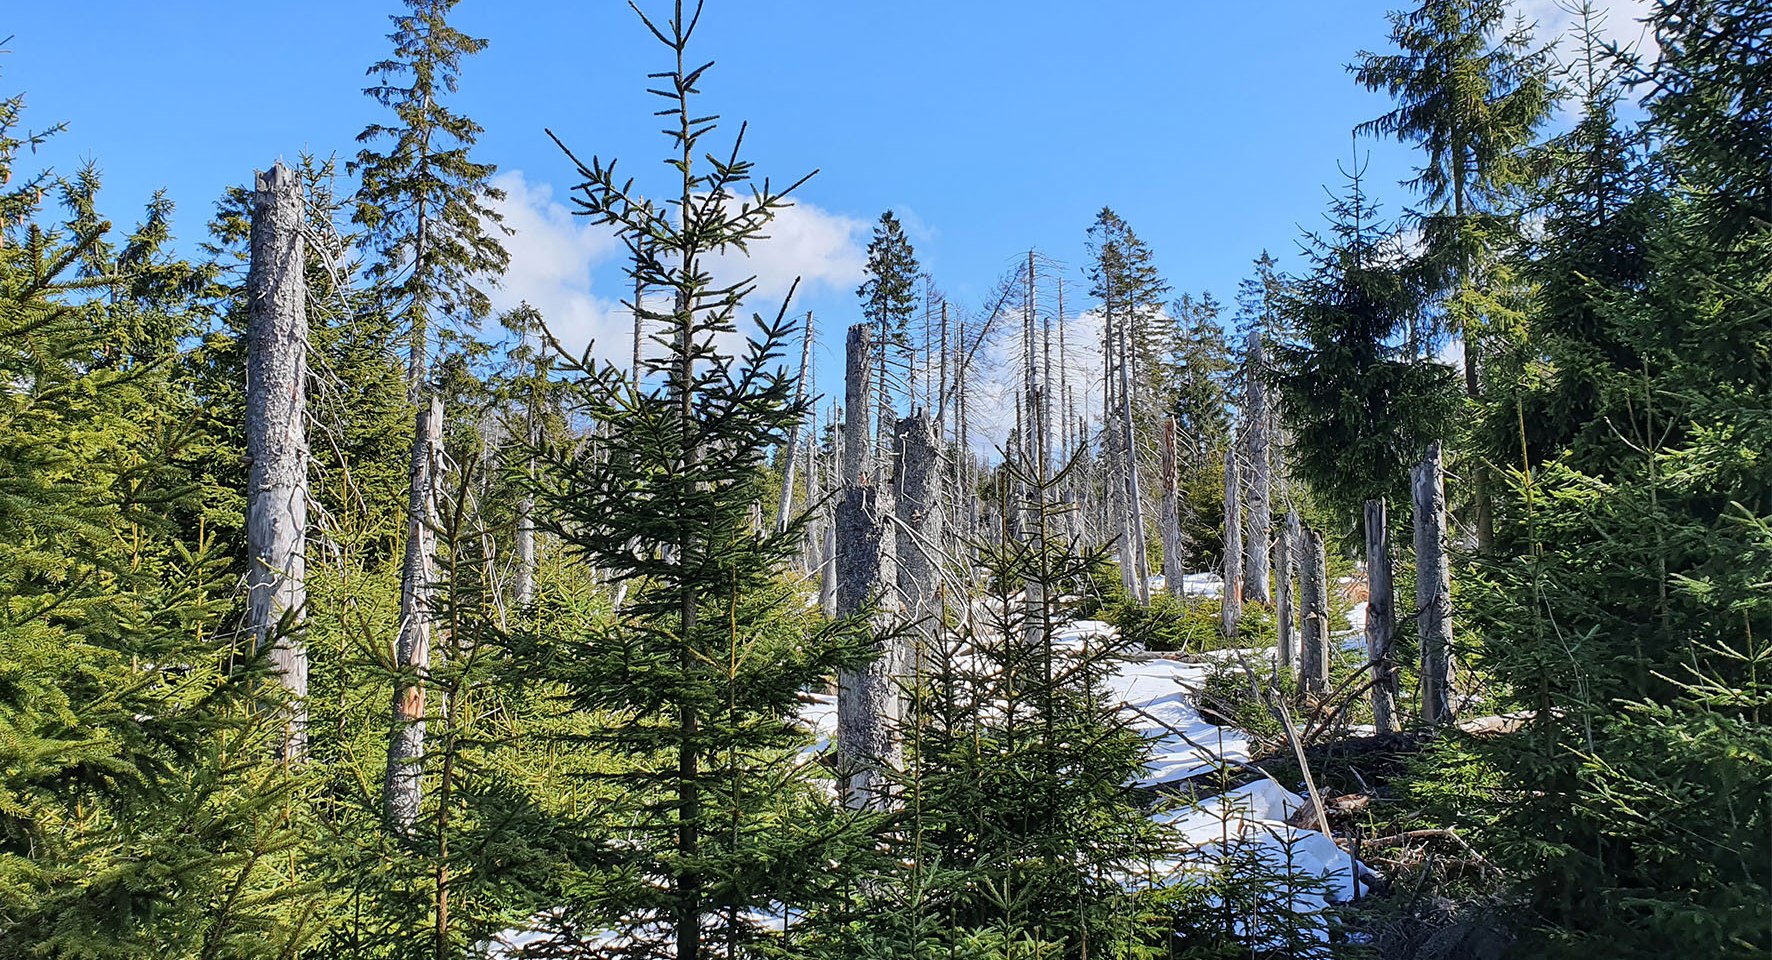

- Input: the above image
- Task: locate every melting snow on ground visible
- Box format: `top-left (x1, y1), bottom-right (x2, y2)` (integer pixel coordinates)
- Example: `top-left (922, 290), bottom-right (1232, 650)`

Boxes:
top-left (496, 583), bottom-right (1368, 954)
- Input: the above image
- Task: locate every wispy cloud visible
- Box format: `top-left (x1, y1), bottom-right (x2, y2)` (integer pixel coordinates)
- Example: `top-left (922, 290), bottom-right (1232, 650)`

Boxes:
top-left (489, 170), bottom-right (869, 364)
top-left (1512, 0), bottom-right (1656, 67)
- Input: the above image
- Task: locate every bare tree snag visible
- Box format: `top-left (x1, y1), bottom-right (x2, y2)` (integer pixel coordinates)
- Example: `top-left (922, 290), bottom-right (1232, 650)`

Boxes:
top-left (1161, 417), bottom-right (1184, 599)
top-left (895, 411), bottom-right (942, 678)
top-left (1114, 310), bottom-right (1151, 604)
top-left (631, 273), bottom-right (645, 384)
top-left (387, 391), bottom-right (443, 832)
top-left (837, 324), bottom-right (898, 808)
top-left (245, 161), bottom-right (309, 762)
top-left (1300, 525), bottom-right (1330, 696)
top-left (1364, 499), bottom-right (1399, 734)
top-left (1415, 440), bottom-right (1455, 725)
top-left (1276, 509), bottom-right (1300, 675)
top-left (1242, 332), bottom-right (1272, 604)
top-left (1222, 431), bottom-right (1244, 638)
top-left (776, 312), bottom-right (815, 534)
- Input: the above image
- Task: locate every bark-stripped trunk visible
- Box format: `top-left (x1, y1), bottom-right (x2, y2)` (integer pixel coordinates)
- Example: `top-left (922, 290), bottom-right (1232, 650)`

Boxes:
top-left (1415, 440), bottom-right (1455, 725)
top-left (387, 391), bottom-right (442, 831)
top-left (1300, 526), bottom-right (1330, 696)
top-left (632, 274), bottom-right (645, 383)
top-left (1364, 499), bottom-right (1398, 734)
top-left (1221, 433), bottom-right (1243, 639)
top-left (514, 363), bottom-right (538, 610)
top-left (837, 324), bottom-right (897, 807)
top-left (245, 161), bottom-right (309, 762)
top-left (895, 412), bottom-right (941, 680)
top-left (1276, 509), bottom-right (1299, 676)
top-left (775, 312), bottom-right (815, 534)
top-left (1160, 417), bottom-right (1183, 598)
top-left (1115, 311), bottom-right (1150, 604)
top-left (1242, 332), bottom-right (1272, 604)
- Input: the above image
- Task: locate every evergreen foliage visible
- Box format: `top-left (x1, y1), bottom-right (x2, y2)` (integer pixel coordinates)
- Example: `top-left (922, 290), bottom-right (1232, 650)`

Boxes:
top-left (1275, 166), bottom-right (1458, 528)
top-left (857, 210), bottom-right (922, 449)
top-left (0, 88), bottom-right (312, 960)
top-left (526, 6), bottom-right (876, 957)
top-left (830, 467), bottom-right (1168, 960)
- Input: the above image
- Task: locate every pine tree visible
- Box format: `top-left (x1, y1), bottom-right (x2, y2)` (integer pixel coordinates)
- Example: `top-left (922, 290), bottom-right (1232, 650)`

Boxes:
top-left (1437, 4), bottom-right (1772, 953)
top-left (352, 0), bottom-right (511, 832)
top-left (1354, 0), bottom-right (1553, 548)
top-left (1088, 208), bottom-right (1171, 603)
top-left (0, 85), bottom-right (312, 959)
top-left (1276, 163), bottom-right (1458, 529)
top-left (526, 5), bottom-right (876, 956)
top-left (1167, 292), bottom-right (1234, 572)
top-left (825, 464), bottom-right (1167, 959)
top-left (857, 210), bottom-right (921, 457)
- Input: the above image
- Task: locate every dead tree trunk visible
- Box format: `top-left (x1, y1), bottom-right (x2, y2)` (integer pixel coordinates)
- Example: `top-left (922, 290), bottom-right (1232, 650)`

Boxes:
top-left (1415, 441), bottom-right (1455, 725)
top-left (1115, 312), bottom-right (1151, 604)
top-left (1276, 509), bottom-right (1299, 676)
top-left (1242, 332), bottom-right (1272, 604)
top-left (514, 355), bottom-right (539, 610)
top-left (776, 312), bottom-right (815, 534)
top-left (895, 411), bottom-right (942, 680)
top-left (245, 161), bottom-right (309, 762)
top-left (1300, 525), bottom-right (1330, 696)
top-left (387, 391), bottom-right (443, 832)
top-left (1364, 499), bottom-right (1399, 734)
top-left (1161, 417), bottom-right (1183, 598)
top-left (837, 324), bottom-right (897, 808)
top-left (1221, 432), bottom-right (1243, 639)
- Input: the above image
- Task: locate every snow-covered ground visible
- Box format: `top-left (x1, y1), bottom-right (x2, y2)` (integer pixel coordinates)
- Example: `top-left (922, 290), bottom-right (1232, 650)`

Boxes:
top-left (497, 595), bottom-right (1367, 955)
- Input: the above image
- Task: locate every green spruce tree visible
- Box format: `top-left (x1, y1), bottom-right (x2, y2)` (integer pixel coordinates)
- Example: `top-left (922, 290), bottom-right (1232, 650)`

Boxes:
top-left (526, 5), bottom-right (877, 957)
top-left (351, 0), bottom-right (511, 833)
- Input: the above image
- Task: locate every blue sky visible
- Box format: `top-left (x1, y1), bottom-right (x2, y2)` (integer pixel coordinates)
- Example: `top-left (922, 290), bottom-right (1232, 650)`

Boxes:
top-left (4, 0), bottom-right (1651, 433)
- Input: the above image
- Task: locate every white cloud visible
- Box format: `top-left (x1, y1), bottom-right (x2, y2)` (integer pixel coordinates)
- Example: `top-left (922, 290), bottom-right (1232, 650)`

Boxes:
top-left (1512, 0), bottom-right (1656, 67)
top-left (489, 170), bottom-right (626, 359)
top-left (704, 197), bottom-right (869, 306)
top-left (490, 170), bottom-right (866, 365)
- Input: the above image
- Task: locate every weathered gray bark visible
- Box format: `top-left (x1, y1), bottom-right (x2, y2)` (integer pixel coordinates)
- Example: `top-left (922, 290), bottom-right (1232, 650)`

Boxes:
top-left (1114, 312), bottom-right (1150, 604)
top-left (1161, 417), bottom-right (1184, 598)
top-left (514, 365), bottom-right (538, 609)
top-left (1221, 432), bottom-right (1243, 639)
top-left (631, 273), bottom-right (645, 382)
top-left (1364, 499), bottom-right (1399, 734)
top-left (387, 391), bottom-right (443, 832)
top-left (837, 324), bottom-right (898, 808)
top-left (1415, 440), bottom-right (1455, 725)
top-left (895, 411), bottom-right (942, 677)
top-left (1300, 526), bottom-right (1330, 696)
top-left (1242, 333), bottom-right (1272, 604)
top-left (1276, 509), bottom-right (1300, 675)
top-left (776, 312), bottom-right (815, 534)
top-left (245, 161), bottom-right (309, 762)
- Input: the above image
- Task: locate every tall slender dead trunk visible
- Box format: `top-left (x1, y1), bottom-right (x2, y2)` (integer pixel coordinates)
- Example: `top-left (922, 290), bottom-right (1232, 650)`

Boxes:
top-left (1300, 525), bottom-right (1330, 696)
top-left (387, 391), bottom-right (442, 831)
top-left (514, 355), bottom-right (538, 610)
top-left (245, 161), bottom-right (309, 762)
top-left (1415, 440), bottom-right (1455, 725)
top-left (837, 324), bottom-right (897, 808)
top-left (1364, 499), bottom-right (1398, 734)
top-left (775, 312), bottom-right (815, 534)
top-left (1116, 310), bottom-right (1150, 604)
top-left (895, 412), bottom-right (941, 680)
top-left (1242, 332), bottom-right (1272, 604)
top-left (1276, 509), bottom-right (1299, 676)
top-left (1221, 432), bottom-right (1243, 639)
top-left (632, 273), bottom-right (645, 383)
top-left (1161, 417), bottom-right (1183, 598)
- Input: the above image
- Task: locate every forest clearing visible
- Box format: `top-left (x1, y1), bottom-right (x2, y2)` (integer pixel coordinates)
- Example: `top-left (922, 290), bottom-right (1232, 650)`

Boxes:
top-left (2, 1), bottom-right (1769, 958)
